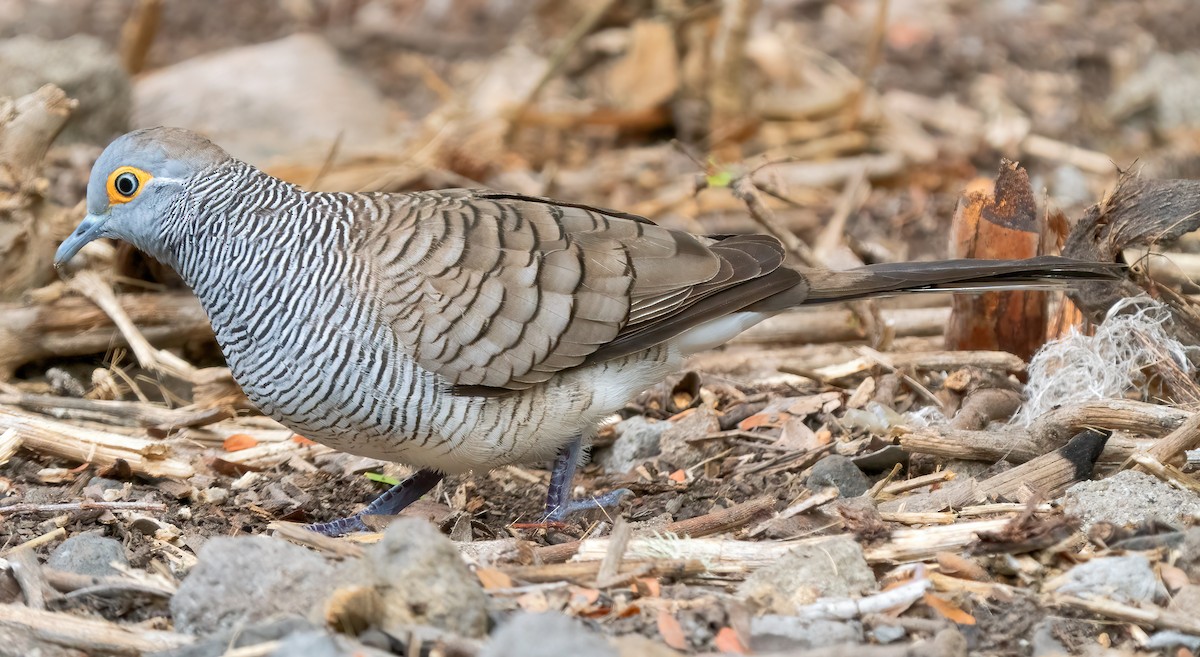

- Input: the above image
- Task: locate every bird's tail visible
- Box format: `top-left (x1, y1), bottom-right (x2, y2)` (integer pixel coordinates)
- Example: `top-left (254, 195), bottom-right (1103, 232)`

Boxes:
top-left (753, 255), bottom-right (1123, 311)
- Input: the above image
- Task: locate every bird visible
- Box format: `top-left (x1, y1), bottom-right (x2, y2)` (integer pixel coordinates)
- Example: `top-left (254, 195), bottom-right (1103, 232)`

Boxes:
top-left (55, 127), bottom-right (1120, 535)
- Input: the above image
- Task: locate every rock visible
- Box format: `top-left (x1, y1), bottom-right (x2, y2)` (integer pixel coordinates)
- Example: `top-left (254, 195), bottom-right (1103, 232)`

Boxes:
top-left (133, 34), bottom-right (400, 167)
top-left (269, 631), bottom-right (394, 657)
top-left (481, 612), bottom-right (616, 657)
top-left (595, 417), bottom-right (665, 473)
top-left (611, 635), bottom-right (680, 657)
top-left (148, 617), bottom-right (317, 657)
top-left (1051, 554), bottom-right (1164, 605)
top-left (748, 616), bottom-right (862, 652)
top-left (0, 34), bottom-right (130, 143)
top-left (0, 624), bottom-right (86, 657)
top-left (806, 455), bottom-right (871, 498)
top-left (932, 628), bottom-right (968, 657)
top-left (346, 517), bottom-right (487, 638)
top-left (1170, 584), bottom-right (1200, 613)
top-left (1180, 528), bottom-right (1200, 581)
top-left (1063, 470), bottom-right (1200, 532)
top-left (737, 537), bottom-right (876, 614)
top-left (47, 534), bottom-right (128, 578)
top-left (871, 624), bottom-right (906, 644)
top-left (1030, 620), bottom-right (1069, 657)
top-left (657, 406), bottom-right (721, 470)
top-left (170, 536), bottom-right (337, 635)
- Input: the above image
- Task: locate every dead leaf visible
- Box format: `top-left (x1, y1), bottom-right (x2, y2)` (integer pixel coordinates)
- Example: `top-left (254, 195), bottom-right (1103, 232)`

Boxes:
top-left (1160, 563), bottom-right (1190, 592)
top-left (714, 626), bottom-right (748, 654)
top-left (634, 577), bottom-right (661, 598)
top-left (606, 20), bottom-right (680, 111)
top-left (936, 552), bottom-right (989, 581)
top-left (223, 433), bottom-right (258, 451)
top-left (923, 592), bottom-right (976, 625)
top-left (738, 411), bottom-right (786, 431)
top-left (475, 568), bottom-right (514, 590)
top-left (657, 610), bottom-right (688, 651)
top-left (668, 469), bottom-right (687, 483)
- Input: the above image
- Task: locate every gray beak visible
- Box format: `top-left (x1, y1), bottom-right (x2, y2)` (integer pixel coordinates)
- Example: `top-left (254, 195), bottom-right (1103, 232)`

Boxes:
top-left (54, 213), bottom-right (109, 268)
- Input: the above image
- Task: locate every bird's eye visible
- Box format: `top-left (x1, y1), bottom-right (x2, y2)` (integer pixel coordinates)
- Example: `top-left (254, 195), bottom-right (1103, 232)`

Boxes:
top-left (105, 166), bottom-right (152, 205)
top-left (114, 172), bottom-right (139, 197)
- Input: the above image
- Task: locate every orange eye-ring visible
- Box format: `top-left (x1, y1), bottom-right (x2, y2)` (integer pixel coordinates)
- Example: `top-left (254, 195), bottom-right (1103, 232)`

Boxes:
top-left (106, 166), bottom-right (153, 205)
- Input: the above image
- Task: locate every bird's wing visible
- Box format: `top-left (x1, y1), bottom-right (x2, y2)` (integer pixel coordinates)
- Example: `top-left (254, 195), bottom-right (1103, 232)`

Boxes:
top-left (368, 189), bottom-right (797, 391)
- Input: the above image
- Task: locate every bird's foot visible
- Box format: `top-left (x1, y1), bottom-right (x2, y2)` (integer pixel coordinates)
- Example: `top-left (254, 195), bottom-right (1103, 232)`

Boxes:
top-left (305, 468), bottom-right (444, 537)
top-left (543, 487), bottom-right (633, 523)
top-left (306, 513), bottom-right (371, 537)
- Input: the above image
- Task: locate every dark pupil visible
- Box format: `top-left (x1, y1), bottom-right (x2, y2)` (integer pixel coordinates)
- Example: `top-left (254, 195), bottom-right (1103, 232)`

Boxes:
top-left (115, 173), bottom-right (139, 196)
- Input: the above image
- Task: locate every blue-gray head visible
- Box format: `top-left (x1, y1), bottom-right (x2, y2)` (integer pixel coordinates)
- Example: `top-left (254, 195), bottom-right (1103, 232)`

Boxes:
top-left (54, 127), bottom-right (231, 267)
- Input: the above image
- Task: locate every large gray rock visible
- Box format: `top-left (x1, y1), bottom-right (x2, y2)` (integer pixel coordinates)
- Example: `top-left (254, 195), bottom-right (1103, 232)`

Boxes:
top-left (346, 517), bottom-right (488, 638)
top-left (47, 534), bottom-right (128, 579)
top-left (737, 537), bottom-right (876, 614)
top-left (1052, 554), bottom-right (1165, 605)
top-left (133, 34), bottom-right (401, 167)
top-left (1064, 470), bottom-right (1200, 531)
top-left (748, 616), bottom-right (862, 652)
top-left (269, 631), bottom-right (393, 657)
top-left (595, 417), bottom-right (665, 473)
top-left (0, 34), bottom-right (130, 143)
top-left (481, 612), bottom-right (616, 657)
top-left (170, 536), bottom-right (336, 635)
top-left (806, 455), bottom-right (871, 498)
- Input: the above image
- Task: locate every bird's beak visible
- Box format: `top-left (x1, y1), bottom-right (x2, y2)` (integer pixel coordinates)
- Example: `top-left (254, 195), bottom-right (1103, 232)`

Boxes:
top-left (54, 213), bottom-right (109, 268)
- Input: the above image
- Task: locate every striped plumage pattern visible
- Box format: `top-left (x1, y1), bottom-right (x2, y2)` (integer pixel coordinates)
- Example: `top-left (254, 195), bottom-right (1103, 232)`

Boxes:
top-left (61, 128), bottom-right (1120, 476)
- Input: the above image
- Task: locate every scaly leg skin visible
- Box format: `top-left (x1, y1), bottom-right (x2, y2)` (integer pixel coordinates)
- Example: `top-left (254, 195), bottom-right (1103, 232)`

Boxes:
top-left (542, 434), bottom-right (632, 523)
top-left (307, 468), bottom-right (444, 536)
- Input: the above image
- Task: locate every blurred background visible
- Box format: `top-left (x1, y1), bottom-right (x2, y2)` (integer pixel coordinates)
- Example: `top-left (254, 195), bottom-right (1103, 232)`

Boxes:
top-left (4, 0), bottom-right (1197, 269)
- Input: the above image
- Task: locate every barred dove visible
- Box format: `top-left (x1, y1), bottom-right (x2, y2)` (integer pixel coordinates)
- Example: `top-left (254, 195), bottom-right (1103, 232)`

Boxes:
top-left (55, 128), bottom-right (1120, 534)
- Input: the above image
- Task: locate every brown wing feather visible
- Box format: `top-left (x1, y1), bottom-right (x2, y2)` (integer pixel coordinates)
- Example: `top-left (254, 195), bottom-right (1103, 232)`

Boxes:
top-left (369, 190), bottom-right (796, 391)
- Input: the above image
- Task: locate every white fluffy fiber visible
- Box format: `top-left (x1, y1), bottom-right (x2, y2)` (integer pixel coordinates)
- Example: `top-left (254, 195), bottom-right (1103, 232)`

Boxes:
top-left (1014, 296), bottom-right (1196, 426)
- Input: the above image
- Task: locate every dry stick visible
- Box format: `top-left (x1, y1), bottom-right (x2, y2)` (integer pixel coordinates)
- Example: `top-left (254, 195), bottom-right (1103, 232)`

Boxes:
top-left (505, 0), bottom-right (619, 142)
top-left (0, 501), bottom-right (168, 516)
top-left (594, 518), bottom-right (633, 588)
top-left (749, 487), bottom-right (839, 537)
top-left (1140, 408), bottom-right (1200, 466)
top-left (117, 0), bottom-right (161, 75)
top-left (8, 548), bottom-right (49, 610)
top-left (0, 393), bottom-right (231, 431)
top-left (533, 495), bottom-right (775, 564)
top-left (842, 0), bottom-right (890, 131)
top-left (0, 292), bottom-right (212, 377)
top-left (504, 559), bottom-right (709, 585)
top-left (0, 603), bottom-right (191, 655)
top-left (567, 517), bottom-right (1016, 568)
top-left (1050, 594), bottom-right (1200, 635)
top-left (730, 305), bottom-right (949, 345)
top-left (69, 271), bottom-right (199, 383)
top-left (880, 470), bottom-right (956, 497)
top-left (976, 429), bottom-right (1110, 502)
top-left (0, 405), bottom-right (194, 479)
top-left (0, 528), bottom-right (65, 557)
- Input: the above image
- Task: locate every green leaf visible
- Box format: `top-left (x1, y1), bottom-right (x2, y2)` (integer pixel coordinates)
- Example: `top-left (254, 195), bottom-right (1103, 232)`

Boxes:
top-left (364, 472), bottom-right (400, 486)
top-left (706, 170), bottom-right (734, 188)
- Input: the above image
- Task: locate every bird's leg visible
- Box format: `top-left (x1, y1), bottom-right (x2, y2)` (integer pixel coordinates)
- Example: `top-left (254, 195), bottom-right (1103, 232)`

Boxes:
top-left (542, 435), bottom-right (631, 522)
top-left (307, 468), bottom-right (444, 536)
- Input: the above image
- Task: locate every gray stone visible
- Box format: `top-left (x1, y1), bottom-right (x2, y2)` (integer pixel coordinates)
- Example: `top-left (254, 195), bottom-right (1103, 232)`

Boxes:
top-left (1170, 584), bottom-right (1200, 613)
top-left (148, 617), bottom-right (316, 657)
top-left (133, 34), bottom-right (401, 168)
top-left (1063, 470), bottom-right (1200, 531)
top-left (348, 517), bottom-right (488, 638)
top-left (595, 417), bottom-right (665, 473)
top-left (170, 536), bottom-right (336, 635)
top-left (807, 455), bottom-right (871, 498)
top-left (1053, 554), bottom-right (1164, 605)
top-left (268, 631), bottom-right (393, 657)
top-left (1181, 528), bottom-right (1200, 581)
top-left (870, 624), bottom-right (906, 644)
top-left (657, 406), bottom-right (722, 469)
top-left (748, 616), bottom-right (862, 652)
top-left (1031, 620), bottom-right (1069, 657)
top-left (0, 35), bottom-right (130, 143)
top-left (482, 612), bottom-right (616, 657)
top-left (47, 534), bottom-right (128, 579)
top-left (737, 537), bottom-right (876, 614)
